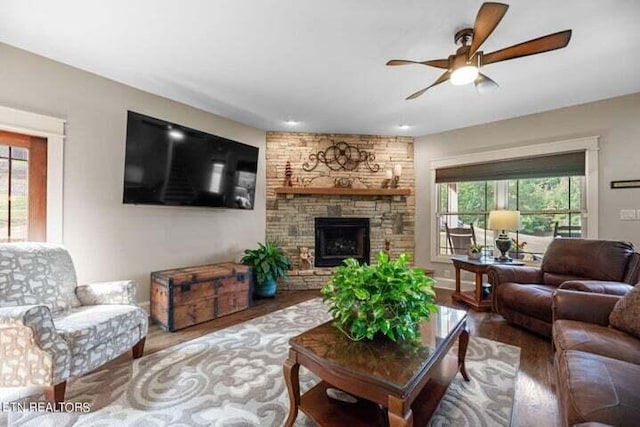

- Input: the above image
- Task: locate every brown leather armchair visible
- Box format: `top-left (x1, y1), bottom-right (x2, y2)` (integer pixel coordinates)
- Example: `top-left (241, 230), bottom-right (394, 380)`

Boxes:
top-left (488, 239), bottom-right (639, 337)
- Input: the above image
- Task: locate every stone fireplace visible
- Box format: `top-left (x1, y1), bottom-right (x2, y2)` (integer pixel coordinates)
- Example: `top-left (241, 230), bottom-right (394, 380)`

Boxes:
top-left (266, 132), bottom-right (415, 290)
top-left (315, 217), bottom-right (370, 267)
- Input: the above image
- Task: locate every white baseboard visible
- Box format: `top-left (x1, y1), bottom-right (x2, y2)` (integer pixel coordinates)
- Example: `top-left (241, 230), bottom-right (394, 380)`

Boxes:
top-left (433, 277), bottom-right (475, 292)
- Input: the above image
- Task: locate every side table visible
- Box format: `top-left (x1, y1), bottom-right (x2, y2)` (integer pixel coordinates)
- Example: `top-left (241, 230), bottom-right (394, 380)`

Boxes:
top-left (451, 256), bottom-right (524, 312)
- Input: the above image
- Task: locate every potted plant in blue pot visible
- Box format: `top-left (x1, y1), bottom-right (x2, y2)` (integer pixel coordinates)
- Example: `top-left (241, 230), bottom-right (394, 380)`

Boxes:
top-left (241, 242), bottom-right (292, 298)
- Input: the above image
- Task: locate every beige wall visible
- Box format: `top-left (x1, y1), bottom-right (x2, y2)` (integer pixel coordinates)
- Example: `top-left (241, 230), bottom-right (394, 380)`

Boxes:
top-left (0, 43), bottom-right (266, 302)
top-left (415, 93), bottom-right (640, 278)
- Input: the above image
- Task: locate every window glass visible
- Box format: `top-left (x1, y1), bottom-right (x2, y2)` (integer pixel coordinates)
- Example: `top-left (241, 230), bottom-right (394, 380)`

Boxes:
top-left (0, 146), bottom-right (29, 242)
top-left (11, 147), bottom-right (29, 161)
top-left (456, 181), bottom-right (487, 213)
top-left (570, 176), bottom-right (582, 210)
top-left (10, 158), bottom-right (28, 242)
top-left (0, 157), bottom-right (8, 241)
top-left (436, 175), bottom-right (585, 259)
top-left (518, 177), bottom-right (569, 211)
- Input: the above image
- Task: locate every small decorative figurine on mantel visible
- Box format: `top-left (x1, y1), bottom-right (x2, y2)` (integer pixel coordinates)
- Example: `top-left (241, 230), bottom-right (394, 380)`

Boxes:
top-left (283, 161), bottom-right (293, 187)
top-left (299, 247), bottom-right (314, 270)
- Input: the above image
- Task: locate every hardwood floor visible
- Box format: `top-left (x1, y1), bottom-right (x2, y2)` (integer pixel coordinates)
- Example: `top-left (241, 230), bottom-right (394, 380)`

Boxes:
top-left (436, 288), bottom-right (559, 427)
top-left (121, 288), bottom-right (559, 426)
top-left (143, 290), bottom-right (320, 355)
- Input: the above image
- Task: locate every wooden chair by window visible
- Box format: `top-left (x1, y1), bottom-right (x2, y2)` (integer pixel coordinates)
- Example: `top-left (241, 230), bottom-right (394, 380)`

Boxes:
top-left (553, 222), bottom-right (582, 238)
top-left (445, 224), bottom-right (477, 255)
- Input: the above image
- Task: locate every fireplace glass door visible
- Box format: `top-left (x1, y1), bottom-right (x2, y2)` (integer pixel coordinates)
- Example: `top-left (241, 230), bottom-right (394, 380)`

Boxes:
top-left (315, 217), bottom-right (370, 267)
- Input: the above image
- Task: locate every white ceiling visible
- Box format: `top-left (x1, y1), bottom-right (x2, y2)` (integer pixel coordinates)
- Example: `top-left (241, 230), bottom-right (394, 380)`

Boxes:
top-left (1, 0), bottom-right (639, 136)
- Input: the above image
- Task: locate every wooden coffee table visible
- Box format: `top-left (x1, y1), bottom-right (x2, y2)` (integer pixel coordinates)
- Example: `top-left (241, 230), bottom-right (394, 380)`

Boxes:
top-left (283, 305), bottom-right (469, 427)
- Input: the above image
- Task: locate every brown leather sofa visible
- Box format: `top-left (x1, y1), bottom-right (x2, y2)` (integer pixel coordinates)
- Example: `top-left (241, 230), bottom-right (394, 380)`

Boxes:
top-left (552, 289), bottom-right (640, 426)
top-left (488, 239), bottom-right (639, 337)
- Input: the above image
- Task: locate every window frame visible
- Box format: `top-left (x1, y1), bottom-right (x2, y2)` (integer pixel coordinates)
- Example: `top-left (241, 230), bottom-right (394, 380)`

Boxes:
top-left (429, 136), bottom-right (599, 264)
top-left (0, 105), bottom-right (64, 243)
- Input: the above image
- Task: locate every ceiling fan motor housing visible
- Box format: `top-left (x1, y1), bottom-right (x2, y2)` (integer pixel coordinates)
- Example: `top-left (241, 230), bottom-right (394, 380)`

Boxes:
top-left (451, 46), bottom-right (480, 72)
top-left (454, 28), bottom-right (474, 46)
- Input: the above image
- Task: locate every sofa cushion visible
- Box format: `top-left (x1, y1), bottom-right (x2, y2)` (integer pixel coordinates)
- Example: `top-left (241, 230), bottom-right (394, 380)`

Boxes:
top-left (54, 305), bottom-right (147, 355)
top-left (0, 243), bottom-right (81, 313)
top-left (542, 239), bottom-right (634, 282)
top-left (542, 273), bottom-right (588, 287)
top-left (556, 350), bottom-right (640, 427)
top-left (553, 319), bottom-right (640, 365)
top-left (497, 283), bottom-right (556, 322)
top-left (609, 284), bottom-right (640, 338)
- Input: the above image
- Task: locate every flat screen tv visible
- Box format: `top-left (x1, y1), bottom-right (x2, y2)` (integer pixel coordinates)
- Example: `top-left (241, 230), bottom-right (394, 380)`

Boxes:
top-left (123, 111), bottom-right (259, 210)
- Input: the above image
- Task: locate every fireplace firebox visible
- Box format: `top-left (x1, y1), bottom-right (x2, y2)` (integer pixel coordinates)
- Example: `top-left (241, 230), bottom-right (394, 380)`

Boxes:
top-left (315, 217), bottom-right (370, 267)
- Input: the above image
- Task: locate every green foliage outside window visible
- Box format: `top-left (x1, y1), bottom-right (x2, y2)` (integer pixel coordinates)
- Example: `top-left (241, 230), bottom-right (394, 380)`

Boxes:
top-left (442, 177), bottom-right (582, 235)
top-left (438, 176), bottom-right (584, 256)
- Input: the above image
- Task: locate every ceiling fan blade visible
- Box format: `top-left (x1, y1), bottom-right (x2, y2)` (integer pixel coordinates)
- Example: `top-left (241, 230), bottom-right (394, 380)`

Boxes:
top-left (475, 73), bottom-right (499, 94)
top-left (422, 59), bottom-right (449, 69)
top-left (483, 30), bottom-right (572, 65)
top-left (386, 59), bottom-right (449, 69)
top-left (469, 2), bottom-right (509, 57)
top-left (406, 71), bottom-right (450, 100)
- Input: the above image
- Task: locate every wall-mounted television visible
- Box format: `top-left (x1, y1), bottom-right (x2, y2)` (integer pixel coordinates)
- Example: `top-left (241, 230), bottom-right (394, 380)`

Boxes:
top-left (123, 111), bottom-right (259, 210)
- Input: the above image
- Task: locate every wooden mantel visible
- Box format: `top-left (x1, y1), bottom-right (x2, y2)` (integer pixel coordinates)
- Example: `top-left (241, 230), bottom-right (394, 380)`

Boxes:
top-left (273, 187), bottom-right (411, 196)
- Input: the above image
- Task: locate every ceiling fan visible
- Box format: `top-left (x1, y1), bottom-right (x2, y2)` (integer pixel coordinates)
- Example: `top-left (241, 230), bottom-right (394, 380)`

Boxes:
top-left (386, 2), bottom-right (572, 100)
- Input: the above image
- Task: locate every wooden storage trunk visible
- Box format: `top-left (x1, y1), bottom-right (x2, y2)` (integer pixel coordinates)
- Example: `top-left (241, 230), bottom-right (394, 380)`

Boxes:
top-left (150, 262), bottom-right (252, 332)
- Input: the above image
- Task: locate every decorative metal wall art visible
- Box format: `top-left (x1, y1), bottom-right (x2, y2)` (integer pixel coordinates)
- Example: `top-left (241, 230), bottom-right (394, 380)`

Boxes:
top-left (302, 140), bottom-right (380, 172)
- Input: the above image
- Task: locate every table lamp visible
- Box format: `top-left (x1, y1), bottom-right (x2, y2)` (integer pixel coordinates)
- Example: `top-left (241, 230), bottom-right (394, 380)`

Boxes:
top-left (488, 210), bottom-right (521, 262)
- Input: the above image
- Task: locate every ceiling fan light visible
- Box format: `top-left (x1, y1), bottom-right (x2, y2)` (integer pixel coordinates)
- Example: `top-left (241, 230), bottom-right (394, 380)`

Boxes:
top-left (450, 65), bottom-right (479, 86)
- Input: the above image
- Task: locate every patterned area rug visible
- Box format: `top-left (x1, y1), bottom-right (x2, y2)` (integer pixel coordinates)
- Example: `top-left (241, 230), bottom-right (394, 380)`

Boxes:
top-left (4, 299), bottom-right (520, 426)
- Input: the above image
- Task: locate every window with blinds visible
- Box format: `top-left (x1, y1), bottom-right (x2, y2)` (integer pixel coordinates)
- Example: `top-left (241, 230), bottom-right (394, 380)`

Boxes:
top-left (436, 151), bottom-right (586, 259)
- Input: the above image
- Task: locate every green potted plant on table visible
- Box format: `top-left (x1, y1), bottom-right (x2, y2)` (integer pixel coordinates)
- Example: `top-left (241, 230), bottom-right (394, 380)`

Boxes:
top-left (468, 244), bottom-right (484, 260)
top-left (321, 252), bottom-right (438, 342)
top-left (241, 242), bottom-right (292, 298)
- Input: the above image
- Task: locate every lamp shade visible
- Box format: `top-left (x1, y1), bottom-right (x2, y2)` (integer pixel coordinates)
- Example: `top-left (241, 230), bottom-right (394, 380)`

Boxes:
top-left (488, 210), bottom-right (521, 231)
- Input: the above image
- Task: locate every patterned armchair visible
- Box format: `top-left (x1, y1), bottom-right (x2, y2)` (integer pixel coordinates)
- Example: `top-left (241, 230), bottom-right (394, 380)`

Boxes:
top-left (0, 243), bottom-right (148, 404)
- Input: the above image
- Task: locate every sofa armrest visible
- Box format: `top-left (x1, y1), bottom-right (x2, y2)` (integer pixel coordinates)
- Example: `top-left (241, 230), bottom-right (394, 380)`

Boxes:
top-left (559, 280), bottom-right (633, 296)
top-left (487, 265), bottom-right (543, 286)
top-left (552, 289), bottom-right (620, 326)
top-left (624, 252), bottom-right (640, 284)
top-left (0, 305), bottom-right (71, 386)
top-left (76, 280), bottom-right (137, 306)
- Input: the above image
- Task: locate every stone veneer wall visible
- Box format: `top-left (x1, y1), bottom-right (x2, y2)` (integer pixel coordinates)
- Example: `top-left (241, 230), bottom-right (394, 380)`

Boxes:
top-left (266, 132), bottom-right (415, 290)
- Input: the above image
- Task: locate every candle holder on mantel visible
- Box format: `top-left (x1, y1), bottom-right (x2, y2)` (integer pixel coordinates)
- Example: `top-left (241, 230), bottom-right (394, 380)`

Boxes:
top-left (391, 164), bottom-right (403, 188)
top-left (382, 164), bottom-right (402, 188)
top-left (382, 169), bottom-right (392, 188)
